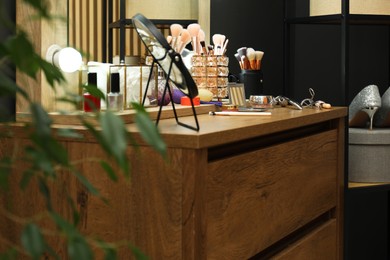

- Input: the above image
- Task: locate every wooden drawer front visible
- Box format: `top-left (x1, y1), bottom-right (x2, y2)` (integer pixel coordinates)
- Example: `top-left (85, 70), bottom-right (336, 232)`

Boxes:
top-left (206, 130), bottom-right (338, 259)
top-left (272, 219), bottom-right (337, 260)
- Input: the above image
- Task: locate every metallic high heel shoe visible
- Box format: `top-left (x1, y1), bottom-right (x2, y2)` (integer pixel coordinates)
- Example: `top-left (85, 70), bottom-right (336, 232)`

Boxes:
top-left (349, 84), bottom-right (381, 130)
top-left (374, 87), bottom-right (390, 127)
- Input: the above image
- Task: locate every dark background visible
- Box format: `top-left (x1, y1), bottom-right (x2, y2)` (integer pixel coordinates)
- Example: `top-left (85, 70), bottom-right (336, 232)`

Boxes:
top-left (0, 0), bottom-right (16, 122)
top-left (210, 0), bottom-right (389, 259)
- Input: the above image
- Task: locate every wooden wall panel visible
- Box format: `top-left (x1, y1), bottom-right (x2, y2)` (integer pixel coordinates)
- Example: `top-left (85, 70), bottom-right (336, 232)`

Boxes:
top-left (68, 0), bottom-right (103, 62)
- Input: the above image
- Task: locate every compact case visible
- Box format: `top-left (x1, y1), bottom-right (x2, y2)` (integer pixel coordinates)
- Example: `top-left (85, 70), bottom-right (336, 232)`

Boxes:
top-left (310, 0), bottom-right (390, 16)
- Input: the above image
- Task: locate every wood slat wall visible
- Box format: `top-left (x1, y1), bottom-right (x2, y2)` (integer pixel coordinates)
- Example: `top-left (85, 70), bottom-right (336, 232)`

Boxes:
top-left (68, 0), bottom-right (103, 62)
top-left (68, 0), bottom-right (171, 63)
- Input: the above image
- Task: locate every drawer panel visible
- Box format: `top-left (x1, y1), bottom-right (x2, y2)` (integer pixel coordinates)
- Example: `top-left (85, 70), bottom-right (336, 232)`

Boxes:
top-left (206, 130), bottom-right (338, 259)
top-left (272, 219), bottom-right (337, 260)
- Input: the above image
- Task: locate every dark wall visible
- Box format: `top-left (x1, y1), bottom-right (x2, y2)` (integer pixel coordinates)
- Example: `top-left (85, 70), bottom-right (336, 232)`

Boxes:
top-left (210, 0), bottom-right (284, 98)
top-left (291, 24), bottom-right (389, 105)
top-left (211, 0), bottom-right (389, 106)
top-left (0, 0), bottom-right (16, 122)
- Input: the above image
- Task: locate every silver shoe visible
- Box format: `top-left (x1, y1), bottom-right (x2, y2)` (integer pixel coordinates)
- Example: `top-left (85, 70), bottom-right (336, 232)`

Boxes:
top-left (374, 87), bottom-right (390, 127)
top-left (349, 84), bottom-right (381, 130)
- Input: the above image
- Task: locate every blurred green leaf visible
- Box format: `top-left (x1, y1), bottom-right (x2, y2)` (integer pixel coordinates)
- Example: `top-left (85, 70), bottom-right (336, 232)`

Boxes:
top-left (29, 103), bottom-right (52, 138)
top-left (24, 146), bottom-right (54, 177)
top-left (20, 169), bottom-right (34, 190)
top-left (99, 111), bottom-right (129, 175)
top-left (68, 236), bottom-right (94, 260)
top-left (38, 176), bottom-right (52, 210)
top-left (0, 157), bottom-right (11, 191)
top-left (49, 213), bottom-right (93, 260)
top-left (1, 31), bottom-right (64, 88)
top-left (132, 103), bottom-right (166, 158)
top-left (100, 160), bottom-right (118, 182)
top-left (129, 244), bottom-right (149, 260)
top-left (3, 32), bottom-right (40, 79)
top-left (83, 85), bottom-right (106, 100)
top-left (39, 58), bottom-right (65, 88)
top-left (104, 248), bottom-right (117, 260)
top-left (0, 70), bottom-right (29, 100)
top-left (65, 195), bottom-right (80, 226)
top-left (0, 247), bottom-right (18, 260)
top-left (49, 212), bottom-right (77, 236)
top-left (56, 128), bottom-right (83, 139)
top-left (21, 223), bottom-right (45, 260)
top-left (56, 94), bottom-right (83, 108)
top-left (22, 0), bottom-right (51, 19)
top-left (29, 103), bottom-right (70, 167)
top-left (95, 240), bottom-right (117, 260)
top-left (72, 171), bottom-right (99, 197)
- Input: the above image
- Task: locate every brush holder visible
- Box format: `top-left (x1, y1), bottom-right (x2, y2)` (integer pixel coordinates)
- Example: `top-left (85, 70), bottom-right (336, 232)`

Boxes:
top-left (191, 55), bottom-right (229, 100)
top-left (239, 70), bottom-right (263, 99)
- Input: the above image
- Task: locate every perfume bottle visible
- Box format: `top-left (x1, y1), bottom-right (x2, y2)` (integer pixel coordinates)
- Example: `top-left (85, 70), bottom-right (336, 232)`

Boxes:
top-left (107, 72), bottom-right (123, 111)
top-left (83, 72), bottom-right (101, 112)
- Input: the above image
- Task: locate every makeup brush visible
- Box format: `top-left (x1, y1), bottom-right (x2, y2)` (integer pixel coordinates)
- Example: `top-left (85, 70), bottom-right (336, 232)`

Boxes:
top-left (177, 29), bottom-right (191, 54)
top-left (234, 53), bottom-right (243, 69)
top-left (212, 34), bottom-right (226, 55)
top-left (198, 29), bottom-right (208, 55)
top-left (207, 45), bottom-right (214, 55)
top-left (187, 23), bottom-right (201, 54)
top-left (246, 48), bottom-right (256, 70)
top-left (170, 24), bottom-right (183, 51)
top-left (237, 47), bottom-right (248, 69)
top-left (166, 35), bottom-right (172, 45)
top-left (255, 51), bottom-right (264, 70)
top-left (221, 39), bottom-right (229, 55)
top-left (237, 47), bottom-right (247, 59)
top-left (218, 34), bottom-right (226, 55)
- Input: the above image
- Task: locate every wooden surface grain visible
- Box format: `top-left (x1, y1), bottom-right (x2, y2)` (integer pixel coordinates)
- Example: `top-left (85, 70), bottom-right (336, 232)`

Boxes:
top-left (206, 130), bottom-right (338, 259)
top-left (1, 107), bottom-right (346, 259)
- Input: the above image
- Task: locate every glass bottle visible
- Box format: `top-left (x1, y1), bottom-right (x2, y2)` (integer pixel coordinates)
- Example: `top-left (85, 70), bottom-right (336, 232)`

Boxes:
top-left (107, 72), bottom-right (123, 111)
top-left (83, 72), bottom-right (101, 112)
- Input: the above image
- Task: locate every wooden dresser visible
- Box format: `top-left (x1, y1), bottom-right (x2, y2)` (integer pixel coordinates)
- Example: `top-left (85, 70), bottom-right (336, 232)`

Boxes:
top-left (0, 106), bottom-right (347, 259)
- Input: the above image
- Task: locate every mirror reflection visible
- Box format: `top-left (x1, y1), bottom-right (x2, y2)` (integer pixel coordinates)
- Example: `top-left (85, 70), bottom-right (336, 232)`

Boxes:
top-left (132, 13), bottom-right (198, 98)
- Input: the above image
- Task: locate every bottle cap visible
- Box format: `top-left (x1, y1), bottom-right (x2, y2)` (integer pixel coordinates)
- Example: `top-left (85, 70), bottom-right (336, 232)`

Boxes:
top-left (111, 73), bottom-right (120, 93)
top-left (88, 72), bottom-right (97, 86)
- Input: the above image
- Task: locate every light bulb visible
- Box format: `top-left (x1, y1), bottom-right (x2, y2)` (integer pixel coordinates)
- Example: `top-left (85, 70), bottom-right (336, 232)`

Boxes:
top-left (58, 47), bottom-right (82, 73)
top-left (46, 44), bottom-right (82, 73)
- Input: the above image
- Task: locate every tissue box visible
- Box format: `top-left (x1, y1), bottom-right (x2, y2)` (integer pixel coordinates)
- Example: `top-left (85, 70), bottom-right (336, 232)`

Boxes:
top-left (310, 0), bottom-right (390, 16)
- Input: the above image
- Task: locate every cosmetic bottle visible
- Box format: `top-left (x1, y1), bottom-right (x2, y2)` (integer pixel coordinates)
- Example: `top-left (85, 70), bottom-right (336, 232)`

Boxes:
top-left (83, 72), bottom-right (101, 112)
top-left (107, 72), bottom-right (123, 111)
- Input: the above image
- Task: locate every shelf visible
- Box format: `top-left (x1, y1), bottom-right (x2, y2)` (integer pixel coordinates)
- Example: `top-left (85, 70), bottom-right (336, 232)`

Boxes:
top-left (109, 19), bottom-right (198, 29)
top-left (285, 14), bottom-right (390, 25)
top-left (349, 182), bottom-right (390, 192)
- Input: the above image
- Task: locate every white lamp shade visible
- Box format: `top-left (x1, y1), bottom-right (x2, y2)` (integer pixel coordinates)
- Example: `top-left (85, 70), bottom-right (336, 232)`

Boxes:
top-left (47, 44), bottom-right (82, 73)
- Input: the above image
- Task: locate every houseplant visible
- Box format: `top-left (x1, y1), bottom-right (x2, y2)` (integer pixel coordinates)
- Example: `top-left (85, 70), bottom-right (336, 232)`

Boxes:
top-left (0, 0), bottom-right (166, 259)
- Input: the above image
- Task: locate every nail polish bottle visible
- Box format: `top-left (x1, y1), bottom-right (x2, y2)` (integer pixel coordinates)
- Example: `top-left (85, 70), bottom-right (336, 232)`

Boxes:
top-left (83, 72), bottom-right (101, 112)
top-left (107, 72), bottom-right (123, 111)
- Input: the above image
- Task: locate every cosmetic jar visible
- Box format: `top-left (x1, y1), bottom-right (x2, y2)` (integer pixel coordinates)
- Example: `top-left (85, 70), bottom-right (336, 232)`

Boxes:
top-left (249, 95), bottom-right (274, 109)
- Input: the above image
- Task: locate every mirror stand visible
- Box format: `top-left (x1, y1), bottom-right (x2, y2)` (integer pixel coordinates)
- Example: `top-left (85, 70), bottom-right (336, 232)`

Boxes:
top-left (143, 56), bottom-right (200, 132)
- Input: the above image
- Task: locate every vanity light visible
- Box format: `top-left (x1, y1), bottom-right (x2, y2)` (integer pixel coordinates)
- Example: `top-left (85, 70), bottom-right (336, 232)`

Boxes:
top-left (46, 44), bottom-right (82, 73)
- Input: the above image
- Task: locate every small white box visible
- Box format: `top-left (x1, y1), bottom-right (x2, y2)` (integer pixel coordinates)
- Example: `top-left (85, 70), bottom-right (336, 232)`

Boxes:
top-left (310, 0), bottom-right (390, 16)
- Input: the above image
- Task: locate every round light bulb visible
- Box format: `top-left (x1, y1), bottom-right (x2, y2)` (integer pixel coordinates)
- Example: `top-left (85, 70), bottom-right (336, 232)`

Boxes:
top-left (58, 47), bottom-right (82, 73)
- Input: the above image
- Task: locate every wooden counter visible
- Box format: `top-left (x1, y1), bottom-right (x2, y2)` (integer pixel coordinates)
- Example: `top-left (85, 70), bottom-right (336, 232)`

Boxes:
top-left (0, 106), bottom-right (347, 259)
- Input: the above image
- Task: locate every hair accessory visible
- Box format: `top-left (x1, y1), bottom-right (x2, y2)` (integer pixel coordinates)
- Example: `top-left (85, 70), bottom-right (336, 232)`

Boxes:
top-left (300, 88), bottom-right (332, 110)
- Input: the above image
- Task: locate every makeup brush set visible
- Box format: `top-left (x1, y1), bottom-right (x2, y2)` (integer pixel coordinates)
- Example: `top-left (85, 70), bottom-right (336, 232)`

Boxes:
top-left (235, 47), bottom-right (264, 71)
top-left (167, 23), bottom-right (229, 56)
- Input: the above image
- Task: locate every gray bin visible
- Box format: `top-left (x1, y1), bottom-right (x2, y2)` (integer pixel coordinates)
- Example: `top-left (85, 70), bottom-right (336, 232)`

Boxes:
top-left (349, 128), bottom-right (390, 182)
